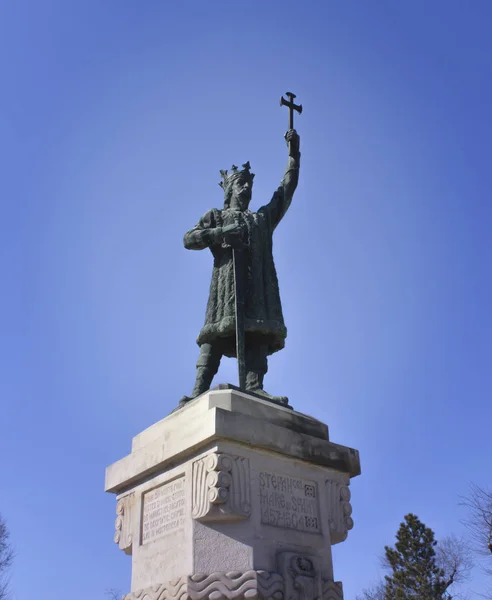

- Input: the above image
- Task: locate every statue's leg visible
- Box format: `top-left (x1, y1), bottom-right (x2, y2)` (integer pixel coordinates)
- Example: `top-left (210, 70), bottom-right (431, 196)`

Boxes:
top-left (245, 343), bottom-right (288, 405)
top-left (179, 343), bottom-right (221, 406)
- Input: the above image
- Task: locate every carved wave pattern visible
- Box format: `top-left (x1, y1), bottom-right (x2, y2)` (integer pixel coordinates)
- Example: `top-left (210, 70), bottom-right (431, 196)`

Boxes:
top-left (123, 577), bottom-right (187, 600)
top-left (322, 580), bottom-right (344, 600)
top-left (189, 570), bottom-right (283, 599)
top-left (123, 570), bottom-right (284, 600)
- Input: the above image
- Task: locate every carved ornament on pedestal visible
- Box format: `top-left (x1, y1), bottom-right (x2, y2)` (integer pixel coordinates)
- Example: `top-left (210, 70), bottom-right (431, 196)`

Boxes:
top-left (277, 551), bottom-right (344, 600)
top-left (278, 552), bottom-right (322, 600)
top-left (114, 492), bottom-right (134, 555)
top-left (192, 452), bottom-right (251, 522)
top-left (326, 476), bottom-right (354, 544)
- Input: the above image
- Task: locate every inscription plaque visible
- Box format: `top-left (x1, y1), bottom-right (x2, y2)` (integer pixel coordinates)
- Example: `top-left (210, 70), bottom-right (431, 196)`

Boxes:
top-left (141, 477), bottom-right (186, 544)
top-left (259, 471), bottom-right (321, 534)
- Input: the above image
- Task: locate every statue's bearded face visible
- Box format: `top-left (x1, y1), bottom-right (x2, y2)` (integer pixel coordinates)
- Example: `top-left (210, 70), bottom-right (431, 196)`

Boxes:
top-left (229, 176), bottom-right (253, 210)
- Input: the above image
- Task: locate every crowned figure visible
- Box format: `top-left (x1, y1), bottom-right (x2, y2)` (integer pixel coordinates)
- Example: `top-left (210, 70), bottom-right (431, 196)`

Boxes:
top-left (181, 129), bottom-right (300, 406)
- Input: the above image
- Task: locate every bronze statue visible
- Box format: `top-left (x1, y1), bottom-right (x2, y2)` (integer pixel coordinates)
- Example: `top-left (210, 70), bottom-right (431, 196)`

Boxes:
top-left (180, 94), bottom-right (302, 408)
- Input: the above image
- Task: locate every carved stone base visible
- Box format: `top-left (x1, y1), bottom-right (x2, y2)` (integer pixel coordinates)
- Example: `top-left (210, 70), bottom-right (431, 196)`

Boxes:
top-left (123, 570), bottom-right (343, 600)
top-left (106, 388), bottom-right (360, 596)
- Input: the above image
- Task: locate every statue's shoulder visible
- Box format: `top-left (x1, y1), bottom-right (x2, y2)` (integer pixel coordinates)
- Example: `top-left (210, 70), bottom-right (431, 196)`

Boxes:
top-left (199, 208), bottom-right (223, 228)
top-left (203, 207), bottom-right (222, 216)
top-left (210, 208), bottom-right (224, 222)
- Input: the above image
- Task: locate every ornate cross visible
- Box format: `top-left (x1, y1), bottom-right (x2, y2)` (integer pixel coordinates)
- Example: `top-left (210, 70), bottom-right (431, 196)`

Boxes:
top-left (280, 92), bottom-right (303, 130)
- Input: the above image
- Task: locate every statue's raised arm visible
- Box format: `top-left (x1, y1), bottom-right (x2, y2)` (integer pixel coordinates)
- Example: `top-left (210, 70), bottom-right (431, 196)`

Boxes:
top-left (259, 129), bottom-right (301, 230)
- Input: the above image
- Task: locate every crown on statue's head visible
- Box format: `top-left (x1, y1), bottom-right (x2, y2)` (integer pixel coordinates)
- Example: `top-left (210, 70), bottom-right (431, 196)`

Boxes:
top-left (219, 161), bottom-right (255, 191)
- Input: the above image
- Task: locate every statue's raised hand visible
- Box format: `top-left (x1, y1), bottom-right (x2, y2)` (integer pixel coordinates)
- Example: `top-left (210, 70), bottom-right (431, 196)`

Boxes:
top-left (285, 129), bottom-right (300, 157)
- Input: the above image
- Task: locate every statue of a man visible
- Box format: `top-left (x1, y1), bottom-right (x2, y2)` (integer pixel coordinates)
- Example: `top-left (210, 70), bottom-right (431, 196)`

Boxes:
top-left (181, 129), bottom-right (300, 405)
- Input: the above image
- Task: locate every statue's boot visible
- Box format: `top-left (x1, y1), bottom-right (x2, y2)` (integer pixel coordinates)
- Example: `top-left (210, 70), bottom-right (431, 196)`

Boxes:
top-left (245, 371), bottom-right (288, 406)
top-left (179, 366), bottom-right (215, 407)
top-left (177, 344), bottom-right (221, 410)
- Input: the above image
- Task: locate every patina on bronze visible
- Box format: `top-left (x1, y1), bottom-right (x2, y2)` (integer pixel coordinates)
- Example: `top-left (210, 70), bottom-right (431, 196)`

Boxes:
top-left (180, 95), bottom-right (302, 408)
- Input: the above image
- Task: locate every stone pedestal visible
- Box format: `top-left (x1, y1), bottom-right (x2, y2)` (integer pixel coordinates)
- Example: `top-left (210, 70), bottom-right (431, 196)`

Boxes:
top-left (105, 387), bottom-right (361, 600)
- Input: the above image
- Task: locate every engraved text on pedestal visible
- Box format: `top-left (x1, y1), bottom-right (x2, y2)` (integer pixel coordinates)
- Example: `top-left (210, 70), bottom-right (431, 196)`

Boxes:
top-left (259, 471), bottom-right (320, 534)
top-left (141, 477), bottom-right (186, 544)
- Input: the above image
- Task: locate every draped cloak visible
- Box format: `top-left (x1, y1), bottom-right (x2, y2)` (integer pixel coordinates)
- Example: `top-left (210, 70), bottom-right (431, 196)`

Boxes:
top-left (184, 184), bottom-right (293, 357)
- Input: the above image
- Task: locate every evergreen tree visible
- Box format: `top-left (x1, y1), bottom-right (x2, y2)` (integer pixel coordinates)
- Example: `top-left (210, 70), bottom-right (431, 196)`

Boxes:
top-left (384, 514), bottom-right (452, 600)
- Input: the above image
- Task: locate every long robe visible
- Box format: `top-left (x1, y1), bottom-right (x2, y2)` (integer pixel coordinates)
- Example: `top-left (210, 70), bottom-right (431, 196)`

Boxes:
top-left (184, 167), bottom-right (297, 357)
top-left (184, 169), bottom-right (297, 356)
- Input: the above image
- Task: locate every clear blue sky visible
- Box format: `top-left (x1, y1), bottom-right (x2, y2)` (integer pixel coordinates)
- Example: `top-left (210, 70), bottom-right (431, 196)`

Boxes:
top-left (1, 1), bottom-right (491, 598)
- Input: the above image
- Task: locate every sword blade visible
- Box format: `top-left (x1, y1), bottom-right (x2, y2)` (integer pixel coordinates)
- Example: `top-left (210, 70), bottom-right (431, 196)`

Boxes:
top-left (233, 247), bottom-right (246, 390)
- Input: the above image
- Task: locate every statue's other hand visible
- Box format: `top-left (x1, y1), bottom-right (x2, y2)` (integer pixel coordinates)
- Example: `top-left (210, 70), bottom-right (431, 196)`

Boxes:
top-left (222, 223), bottom-right (247, 249)
top-left (285, 129), bottom-right (300, 155)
